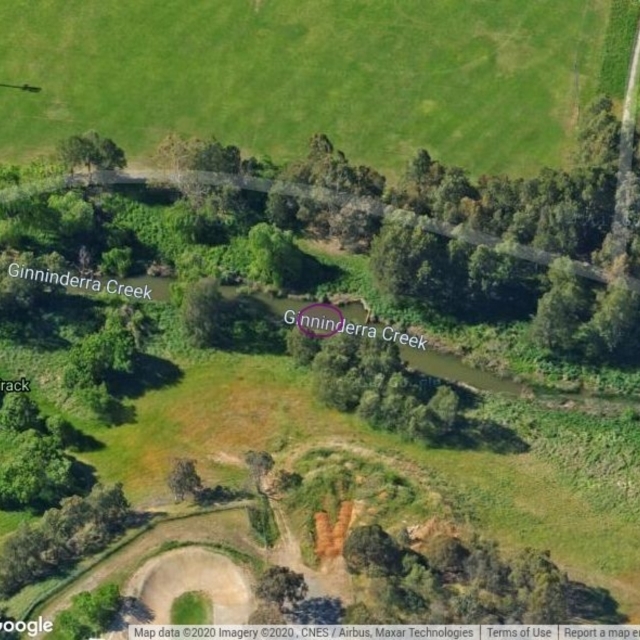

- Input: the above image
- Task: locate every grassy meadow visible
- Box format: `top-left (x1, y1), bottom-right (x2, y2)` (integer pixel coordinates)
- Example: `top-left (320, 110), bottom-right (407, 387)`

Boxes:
top-left (33, 349), bottom-right (640, 618)
top-left (0, 0), bottom-right (611, 177)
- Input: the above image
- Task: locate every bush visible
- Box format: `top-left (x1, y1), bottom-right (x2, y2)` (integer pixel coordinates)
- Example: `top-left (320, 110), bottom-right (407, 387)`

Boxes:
top-left (100, 247), bottom-right (133, 277)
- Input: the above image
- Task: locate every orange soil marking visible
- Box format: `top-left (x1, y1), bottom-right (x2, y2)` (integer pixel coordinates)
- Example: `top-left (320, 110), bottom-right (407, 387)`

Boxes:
top-left (314, 501), bottom-right (353, 558)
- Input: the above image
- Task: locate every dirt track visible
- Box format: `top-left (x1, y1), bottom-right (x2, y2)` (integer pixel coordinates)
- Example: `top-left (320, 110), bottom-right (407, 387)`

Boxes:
top-left (126, 547), bottom-right (254, 624)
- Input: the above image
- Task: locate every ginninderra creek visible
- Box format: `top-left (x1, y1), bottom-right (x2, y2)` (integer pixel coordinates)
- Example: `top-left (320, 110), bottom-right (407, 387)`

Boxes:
top-left (103, 275), bottom-right (524, 395)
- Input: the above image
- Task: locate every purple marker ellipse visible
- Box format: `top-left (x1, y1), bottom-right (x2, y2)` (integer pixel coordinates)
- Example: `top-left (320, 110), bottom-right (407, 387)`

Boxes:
top-left (296, 302), bottom-right (345, 339)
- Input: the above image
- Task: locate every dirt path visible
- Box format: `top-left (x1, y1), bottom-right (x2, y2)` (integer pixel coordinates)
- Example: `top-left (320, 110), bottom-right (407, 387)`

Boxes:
top-left (611, 16), bottom-right (640, 256)
top-left (265, 492), bottom-right (354, 604)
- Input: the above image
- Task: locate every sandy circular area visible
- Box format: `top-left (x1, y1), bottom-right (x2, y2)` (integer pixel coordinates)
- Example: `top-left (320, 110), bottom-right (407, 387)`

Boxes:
top-left (125, 546), bottom-right (254, 624)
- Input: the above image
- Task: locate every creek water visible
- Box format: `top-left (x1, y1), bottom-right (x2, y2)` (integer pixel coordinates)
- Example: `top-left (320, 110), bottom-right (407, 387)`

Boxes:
top-left (113, 275), bottom-right (523, 395)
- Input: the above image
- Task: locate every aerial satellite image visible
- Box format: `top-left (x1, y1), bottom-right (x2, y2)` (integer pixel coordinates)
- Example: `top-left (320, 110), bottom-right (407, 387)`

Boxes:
top-left (0, 0), bottom-right (640, 636)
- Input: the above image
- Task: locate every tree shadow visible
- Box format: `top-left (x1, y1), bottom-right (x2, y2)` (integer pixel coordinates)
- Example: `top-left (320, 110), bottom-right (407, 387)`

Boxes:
top-left (566, 580), bottom-right (628, 623)
top-left (109, 180), bottom-right (182, 206)
top-left (435, 418), bottom-right (530, 454)
top-left (108, 353), bottom-right (184, 400)
top-left (0, 83), bottom-right (42, 93)
top-left (56, 421), bottom-right (105, 452)
top-left (69, 459), bottom-right (99, 496)
top-left (194, 485), bottom-right (251, 507)
top-left (1, 293), bottom-right (104, 347)
top-left (103, 399), bottom-right (137, 426)
top-left (42, 292), bottom-right (105, 336)
top-left (126, 510), bottom-right (167, 528)
top-left (296, 253), bottom-right (343, 291)
top-left (111, 596), bottom-right (155, 630)
top-left (290, 597), bottom-right (345, 624)
top-left (216, 295), bottom-right (287, 354)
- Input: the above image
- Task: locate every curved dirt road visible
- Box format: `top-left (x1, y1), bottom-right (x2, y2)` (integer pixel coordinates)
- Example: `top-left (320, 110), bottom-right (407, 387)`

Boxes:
top-left (126, 547), bottom-right (254, 624)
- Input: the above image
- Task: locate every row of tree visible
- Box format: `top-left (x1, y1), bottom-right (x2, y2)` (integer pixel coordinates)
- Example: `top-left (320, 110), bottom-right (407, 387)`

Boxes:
top-left (340, 524), bottom-right (622, 624)
top-left (0, 483), bottom-right (130, 597)
top-left (248, 523), bottom-right (622, 624)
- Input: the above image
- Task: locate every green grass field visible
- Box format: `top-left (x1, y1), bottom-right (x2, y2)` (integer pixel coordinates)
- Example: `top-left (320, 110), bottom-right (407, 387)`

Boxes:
top-left (0, 0), bottom-right (611, 177)
top-left (171, 591), bottom-right (213, 625)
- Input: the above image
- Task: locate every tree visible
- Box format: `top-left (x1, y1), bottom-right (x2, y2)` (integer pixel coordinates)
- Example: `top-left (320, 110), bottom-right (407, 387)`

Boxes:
top-left (575, 95), bottom-right (620, 170)
top-left (0, 485), bottom-right (130, 597)
top-left (54, 583), bottom-right (122, 640)
top-left (430, 166), bottom-right (478, 223)
top-left (291, 597), bottom-right (345, 624)
top-left (390, 148), bottom-right (443, 215)
top-left (370, 213), bottom-right (457, 309)
top-left (343, 524), bottom-right (403, 576)
top-left (0, 609), bottom-right (19, 640)
top-left (63, 323), bottom-right (136, 389)
top-left (467, 243), bottom-right (539, 318)
top-left (523, 571), bottom-right (568, 624)
top-left (48, 191), bottom-right (95, 242)
top-left (245, 450), bottom-right (275, 487)
top-left (0, 394), bottom-right (42, 432)
top-left (464, 537), bottom-right (511, 595)
top-left (88, 483), bottom-right (130, 538)
top-left (0, 430), bottom-right (75, 508)
top-left (448, 584), bottom-right (495, 623)
top-left (273, 469), bottom-right (303, 493)
top-left (421, 534), bottom-right (469, 576)
top-left (248, 603), bottom-right (286, 625)
top-left (585, 278), bottom-right (640, 360)
top-left (265, 133), bottom-right (384, 245)
top-left (426, 386), bottom-right (460, 434)
top-left (246, 223), bottom-right (305, 289)
top-left (181, 277), bottom-right (225, 348)
top-left (512, 549), bottom-right (569, 623)
top-left (100, 247), bottom-right (133, 277)
top-left (153, 133), bottom-right (243, 206)
top-left (531, 257), bottom-right (592, 352)
top-left (370, 215), bottom-right (429, 299)
top-left (0, 522), bottom-right (53, 597)
top-left (286, 329), bottom-right (321, 366)
top-left (57, 131), bottom-right (126, 176)
top-left (255, 566), bottom-right (308, 612)
top-left (343, 603), bottom-right (382, 624)
top-left (167, 458), bottom-right (202, 502)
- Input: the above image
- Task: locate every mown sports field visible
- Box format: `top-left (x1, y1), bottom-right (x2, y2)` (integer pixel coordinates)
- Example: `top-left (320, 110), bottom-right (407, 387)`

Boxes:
top-left (0, 0), bottom-right (613, 177)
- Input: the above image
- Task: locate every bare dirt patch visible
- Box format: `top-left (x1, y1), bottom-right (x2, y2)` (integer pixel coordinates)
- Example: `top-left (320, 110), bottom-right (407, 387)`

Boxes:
top-left (314, 501), bottom-right (353, 559)
top-left (126, 547), bottom-right (254, 625)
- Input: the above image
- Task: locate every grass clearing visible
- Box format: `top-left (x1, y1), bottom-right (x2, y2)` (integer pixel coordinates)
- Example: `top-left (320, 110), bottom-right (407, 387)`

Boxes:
top-left (0, 0), bottom-right (611, 177)
top-left (65, 346), bottom-right (370, 505)
top-left (599, 0), bottom-right (640, 97)
top-left (170, 591), bottom-right (213, 625)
